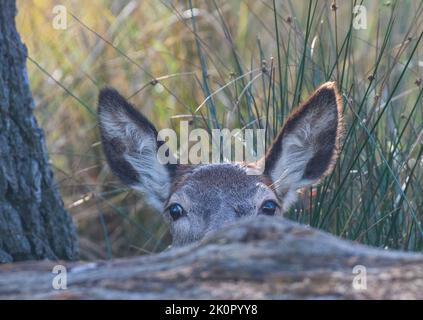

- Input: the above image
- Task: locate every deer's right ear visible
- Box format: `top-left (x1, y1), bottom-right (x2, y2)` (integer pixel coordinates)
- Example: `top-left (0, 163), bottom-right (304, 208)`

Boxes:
top-left (97, 87), bottom-right (171, 212)
top-left (264, 82), bottom-right (342, 211)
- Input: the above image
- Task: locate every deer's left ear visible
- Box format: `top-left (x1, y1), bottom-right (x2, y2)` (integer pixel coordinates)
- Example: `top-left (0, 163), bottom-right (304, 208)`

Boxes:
top-left (97, 87), bottom-right (172, 212)
top-left (265, 82), bottom-right (342, 210)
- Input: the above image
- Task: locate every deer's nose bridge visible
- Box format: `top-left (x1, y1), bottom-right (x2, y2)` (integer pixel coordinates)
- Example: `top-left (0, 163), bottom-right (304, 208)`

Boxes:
top-left (204, 201), bottom-right (254, 231)
top-left (232, 203), bottom-right (253, 217)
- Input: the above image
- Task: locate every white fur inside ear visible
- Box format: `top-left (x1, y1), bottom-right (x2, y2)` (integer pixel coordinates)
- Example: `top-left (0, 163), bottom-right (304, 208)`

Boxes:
top-left (126, 140), bottom-right (171, 212)
top-left (99, 108), bottom-right (171, 212)
top-left (269, 98), bottom-right (337, 193)
top-left (270, 129), bottom-right (315, 192)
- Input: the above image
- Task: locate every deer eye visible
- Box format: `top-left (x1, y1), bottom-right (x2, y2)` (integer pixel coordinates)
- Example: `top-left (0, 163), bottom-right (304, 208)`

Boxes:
top-left (168, 203), bottom-right (185, 221)
top-left (261, 200), bottom-right (278, 216)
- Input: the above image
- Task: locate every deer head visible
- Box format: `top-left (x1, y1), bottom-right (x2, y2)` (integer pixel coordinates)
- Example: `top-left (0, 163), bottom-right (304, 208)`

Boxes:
top-left (98, 82), bottom-right (342, 246)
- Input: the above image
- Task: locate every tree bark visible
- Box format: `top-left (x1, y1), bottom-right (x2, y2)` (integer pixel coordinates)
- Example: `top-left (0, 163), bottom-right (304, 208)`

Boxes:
top-left (0, 216), bottom-right (421, 299)
top-left (0, 0), bottom-right (78, 262)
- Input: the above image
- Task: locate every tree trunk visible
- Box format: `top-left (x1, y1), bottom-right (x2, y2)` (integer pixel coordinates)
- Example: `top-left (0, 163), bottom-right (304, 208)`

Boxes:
top-left (0, 0), bottom-right (78, 262)
top-left (0, 216), bottom-right (421, 299)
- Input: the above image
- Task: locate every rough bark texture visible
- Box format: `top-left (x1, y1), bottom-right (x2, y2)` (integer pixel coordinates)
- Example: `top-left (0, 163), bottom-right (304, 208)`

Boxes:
top-left (0, 216), bottom-right (422, 299)
top-left (0, 0), bottom-right (78, 262)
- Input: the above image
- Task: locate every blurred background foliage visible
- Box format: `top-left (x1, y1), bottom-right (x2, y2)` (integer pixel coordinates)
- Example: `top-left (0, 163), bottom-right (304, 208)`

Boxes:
top-left (16, 0), bottom-right (423, 259)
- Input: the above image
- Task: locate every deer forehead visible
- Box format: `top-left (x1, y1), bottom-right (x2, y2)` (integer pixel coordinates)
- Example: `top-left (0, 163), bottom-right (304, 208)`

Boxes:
top-left (167, 163), bottom-right (276, 207)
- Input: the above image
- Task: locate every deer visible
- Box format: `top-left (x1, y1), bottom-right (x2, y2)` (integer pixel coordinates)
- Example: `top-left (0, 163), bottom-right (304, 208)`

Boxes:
top-left (97, 82), bottom-right (342, 246)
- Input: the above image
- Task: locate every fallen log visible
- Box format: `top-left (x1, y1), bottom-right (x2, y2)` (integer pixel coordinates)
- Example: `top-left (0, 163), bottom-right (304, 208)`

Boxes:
top-left (0, 216), bottom-right (422, 299)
